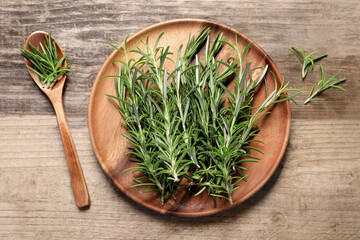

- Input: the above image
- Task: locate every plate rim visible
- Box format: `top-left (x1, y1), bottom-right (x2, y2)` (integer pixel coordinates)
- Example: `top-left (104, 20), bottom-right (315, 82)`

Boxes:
top-left (88, 18), bottom-right (291, 217)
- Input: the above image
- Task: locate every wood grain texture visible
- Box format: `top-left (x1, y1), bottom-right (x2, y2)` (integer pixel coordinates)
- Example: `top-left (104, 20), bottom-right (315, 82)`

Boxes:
top-left (0, 0), bottom-right (359, 239)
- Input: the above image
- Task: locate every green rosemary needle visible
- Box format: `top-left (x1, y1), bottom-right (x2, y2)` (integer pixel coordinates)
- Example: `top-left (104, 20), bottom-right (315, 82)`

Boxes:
top-left (20, 33), bottom-right (72, 88)
top-left (304, 63), bottom-right (346, 104)
top-left (289, 46), bottom-right (327, 79)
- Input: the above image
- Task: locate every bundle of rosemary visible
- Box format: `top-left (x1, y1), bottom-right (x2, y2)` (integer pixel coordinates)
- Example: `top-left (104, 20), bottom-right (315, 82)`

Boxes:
top-left (107, 29), bottom-right (300, 205)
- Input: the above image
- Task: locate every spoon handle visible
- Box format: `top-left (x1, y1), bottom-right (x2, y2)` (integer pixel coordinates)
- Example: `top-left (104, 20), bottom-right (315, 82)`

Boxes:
top-left (53, 100), bottom-right (90, 208)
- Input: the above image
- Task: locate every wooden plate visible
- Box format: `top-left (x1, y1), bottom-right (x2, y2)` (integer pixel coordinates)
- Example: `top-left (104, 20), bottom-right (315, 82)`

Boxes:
top-left (88, 19), bottom-right (290, 217)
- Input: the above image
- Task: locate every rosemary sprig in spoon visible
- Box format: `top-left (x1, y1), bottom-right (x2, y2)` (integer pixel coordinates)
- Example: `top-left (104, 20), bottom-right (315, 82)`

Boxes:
top-left (20, 33), bottom-right (72, 88)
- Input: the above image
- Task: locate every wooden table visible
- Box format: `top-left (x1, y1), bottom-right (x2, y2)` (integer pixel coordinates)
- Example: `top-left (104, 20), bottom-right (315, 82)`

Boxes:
top-left (1, 1), bottom-right (359, 239)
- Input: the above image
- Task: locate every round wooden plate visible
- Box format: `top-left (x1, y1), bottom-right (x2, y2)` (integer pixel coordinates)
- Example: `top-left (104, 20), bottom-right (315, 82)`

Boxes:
top-left (88, 19), bottom-right (290, 217)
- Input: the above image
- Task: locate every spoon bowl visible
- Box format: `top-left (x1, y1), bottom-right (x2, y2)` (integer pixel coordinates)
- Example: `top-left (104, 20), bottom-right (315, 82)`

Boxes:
top-left (24, 31), bottom-right (90, 208)
top-left (24, 31), bottom-right (66, 95)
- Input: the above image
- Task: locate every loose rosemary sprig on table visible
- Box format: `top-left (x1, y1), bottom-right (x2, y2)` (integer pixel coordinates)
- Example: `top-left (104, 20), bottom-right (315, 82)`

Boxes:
top-left (289, 46), bottom-right (327, 79)
top-left (304, 63), bottom-right (346, 104)
top-left (20, 33), bottom-right (72, 88)
top-left (106, 29), bottom-right (300, 205)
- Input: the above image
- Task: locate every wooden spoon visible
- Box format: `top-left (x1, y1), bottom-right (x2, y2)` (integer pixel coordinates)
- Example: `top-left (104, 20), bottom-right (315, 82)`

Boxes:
top-left (24, 31), bottom-right (90, 208)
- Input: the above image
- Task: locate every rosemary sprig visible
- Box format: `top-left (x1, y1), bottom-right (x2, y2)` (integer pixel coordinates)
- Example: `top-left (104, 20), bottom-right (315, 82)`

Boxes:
top-left (304, 63), bottom-right (346, 104)
top-left (289, 46), bottom-right (327, 79)
top-left (20, 33), bottom-right (72, 88)
top-left (106, 29), bottom-right (300, 205)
